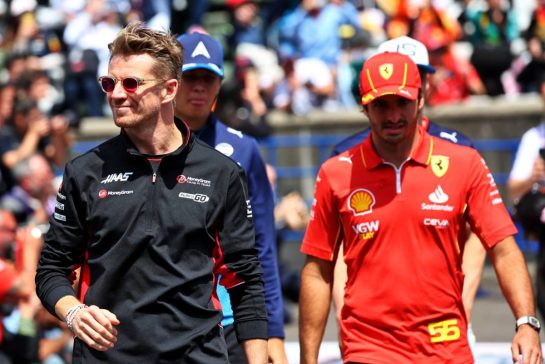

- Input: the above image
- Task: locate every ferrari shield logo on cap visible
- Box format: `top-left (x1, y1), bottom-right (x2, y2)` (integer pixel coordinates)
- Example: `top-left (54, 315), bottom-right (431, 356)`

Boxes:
top-left (379, 63), bottom-right (393, 80)
top-left (430, 156), bottom-right (449, 178)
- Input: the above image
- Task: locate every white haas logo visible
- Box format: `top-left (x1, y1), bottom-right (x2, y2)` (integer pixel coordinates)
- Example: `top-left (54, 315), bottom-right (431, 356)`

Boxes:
top-left (101, 172), bottom-right (133, 184)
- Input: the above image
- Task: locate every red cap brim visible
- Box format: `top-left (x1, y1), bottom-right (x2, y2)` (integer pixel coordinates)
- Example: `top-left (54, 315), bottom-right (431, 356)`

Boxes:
top-left (361, 85), bottom-right (419, 105)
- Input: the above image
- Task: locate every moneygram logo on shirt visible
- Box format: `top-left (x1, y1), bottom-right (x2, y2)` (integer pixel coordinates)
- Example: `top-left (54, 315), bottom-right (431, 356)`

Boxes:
top-left (348, 189), bottom-right (375, 216)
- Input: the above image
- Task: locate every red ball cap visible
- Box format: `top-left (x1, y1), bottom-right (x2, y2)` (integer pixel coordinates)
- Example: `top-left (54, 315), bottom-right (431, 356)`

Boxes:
top-left (359, 51), bottom-right (421, 105)
top-left (226, 0), bottom-right (252, 9)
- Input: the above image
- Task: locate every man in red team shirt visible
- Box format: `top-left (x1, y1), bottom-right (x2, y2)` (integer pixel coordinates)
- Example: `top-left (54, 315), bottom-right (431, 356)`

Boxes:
top-left (299, 51), bottom-right (542, 364)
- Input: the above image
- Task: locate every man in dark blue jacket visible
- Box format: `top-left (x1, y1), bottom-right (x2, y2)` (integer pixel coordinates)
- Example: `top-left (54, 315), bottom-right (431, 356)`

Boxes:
top-left (174, 32), bottom-right (287, 364)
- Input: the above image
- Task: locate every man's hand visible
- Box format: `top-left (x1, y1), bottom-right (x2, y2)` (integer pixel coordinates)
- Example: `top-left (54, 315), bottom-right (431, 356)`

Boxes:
top-left (268, 337), bottom-right (288, 364)
top-left (71, 305), bottom-right (120, 351)
top-left (511, 325), bottom-right (542, 364)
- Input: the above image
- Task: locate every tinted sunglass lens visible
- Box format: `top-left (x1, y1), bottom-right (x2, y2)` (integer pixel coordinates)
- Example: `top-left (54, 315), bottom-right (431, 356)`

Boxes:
top-left (122, 78), bottom-right (139, 92)
top-left (101, 77), bottom-right (115, 92)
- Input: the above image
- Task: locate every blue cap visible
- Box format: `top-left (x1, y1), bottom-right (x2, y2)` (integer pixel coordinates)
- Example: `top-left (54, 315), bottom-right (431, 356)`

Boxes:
top-left (177, 33), bottom-right (224, 78)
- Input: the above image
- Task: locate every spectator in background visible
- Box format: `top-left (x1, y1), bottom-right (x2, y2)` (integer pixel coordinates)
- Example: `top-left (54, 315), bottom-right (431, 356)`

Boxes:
top-left (275, 0), bottom-right (362, 114)
top-left (0, 97), bottom-right (71, 171)
top-left (12, 69), bottom-right (78, 132)
top-left (516, 0), bottom-right (545, 93)
top-left (0, 208), bottom-right (33, 363)
top-left (216, 56), bottom-right (273, 138)
top-left (0, 207), bottom-right (69, 364)
top-left (0, 82), bottom-right (16, 128)
top-left (2, 51), bottom-right (42, 85)
top-left (507, 73), bottom-right (545, 320)
top-left (226, 0), bottom-right (284, 105)
top-left (169, 0), bottom-right (210, 35)
top-left (63, 0), bottom-right (121, 117)
top-left (1, 2), bottom-right (63, 59)
top-left (422, 27), bottom-right (486, 106)
top-left (0, 153), bottom-right (56, 227)
top-left (386, 0), bottom-right (461, 43)
top-left (463, 0), bottom-right (518, 96)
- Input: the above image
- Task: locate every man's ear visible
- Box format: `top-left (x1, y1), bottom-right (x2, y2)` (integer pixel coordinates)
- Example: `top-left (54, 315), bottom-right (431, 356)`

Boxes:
top-left (417, 93), bottom-right (425, 110)
top-left (162, 79), bottom-right (179, 104)
top-left (361, 104), bottom-right (368, 117)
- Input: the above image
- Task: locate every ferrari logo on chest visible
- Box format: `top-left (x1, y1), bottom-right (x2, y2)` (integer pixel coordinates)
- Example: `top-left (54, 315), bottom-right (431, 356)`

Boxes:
top-left (379, 64), bottom-right (393, 80)
top-left (430, 155), bottom-right (449, 178)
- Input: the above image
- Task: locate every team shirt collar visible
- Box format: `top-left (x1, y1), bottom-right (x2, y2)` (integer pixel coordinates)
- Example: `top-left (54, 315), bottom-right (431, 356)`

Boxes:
top-left (359, 125), bottom-right (433, 169)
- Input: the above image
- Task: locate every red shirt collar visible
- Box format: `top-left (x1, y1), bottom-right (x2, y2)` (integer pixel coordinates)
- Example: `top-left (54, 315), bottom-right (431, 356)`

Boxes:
top-left (359, 125), bottom-right (433, 169)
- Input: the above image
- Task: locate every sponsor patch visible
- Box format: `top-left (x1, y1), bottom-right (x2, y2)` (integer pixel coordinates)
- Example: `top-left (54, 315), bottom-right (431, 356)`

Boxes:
top-left (430, 155), bottom-right (449, 178)
top-left (347, 189), bottom-right (375, 216)
top-left (424, 218), bottom-right (450, 228)
top-left (379, 63), bottom-right (393, 79)
top-left (352, 220), bottom-right (380, 240)
top-left (98, 190), bottom-right (134, 199)
top-left (101, 172), bottom-right (133, 184)
top-left (178, 192), bottom-right (210, 203)
top-left (429, 185), bottom-right (448, 204)
top-left (176, 175), bottom-right (211, 187)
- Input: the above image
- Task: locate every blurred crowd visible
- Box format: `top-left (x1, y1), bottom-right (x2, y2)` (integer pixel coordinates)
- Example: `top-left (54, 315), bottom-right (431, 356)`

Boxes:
top-left (0, 0), bottom-right (544, 136)
top-left (0, 0), bottom-right (545, 362)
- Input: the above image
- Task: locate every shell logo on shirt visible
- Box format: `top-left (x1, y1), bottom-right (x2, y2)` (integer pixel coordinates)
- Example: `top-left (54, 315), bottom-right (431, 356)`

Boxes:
top-left (348, 189), bottom-right (376, 216)
top-left (430, 155), bottom-right (449, 177)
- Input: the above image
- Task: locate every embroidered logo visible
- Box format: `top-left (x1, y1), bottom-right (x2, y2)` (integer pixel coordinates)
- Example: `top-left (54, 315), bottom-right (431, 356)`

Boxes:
top-left (430, 156), bottom-right (449, 178)
top-left (429, 185), bottom-right (448, 204)
top-left (379, 63), bottom-right (393, 80)
top-left (347, 189), bottom-right (375, 216)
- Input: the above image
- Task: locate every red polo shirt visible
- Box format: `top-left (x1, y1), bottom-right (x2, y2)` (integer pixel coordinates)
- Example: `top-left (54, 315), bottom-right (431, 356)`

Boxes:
top-left (302, 127), bottom-right (516, 363)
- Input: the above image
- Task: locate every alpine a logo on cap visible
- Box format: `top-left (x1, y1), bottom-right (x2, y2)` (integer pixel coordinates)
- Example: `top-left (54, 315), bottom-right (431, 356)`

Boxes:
top-left (192, 41), bottom-right (211, 59)
top-left (347, 189), bottom-right (375, 216)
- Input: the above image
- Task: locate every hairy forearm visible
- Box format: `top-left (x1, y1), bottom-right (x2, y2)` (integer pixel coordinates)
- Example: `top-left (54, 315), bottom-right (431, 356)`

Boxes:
top-left (489, 238), bottom-right (536, 319)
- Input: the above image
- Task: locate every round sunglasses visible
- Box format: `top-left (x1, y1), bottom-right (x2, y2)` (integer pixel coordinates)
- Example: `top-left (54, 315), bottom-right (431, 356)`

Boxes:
top-left (97, 76), bottom-right (162, 93)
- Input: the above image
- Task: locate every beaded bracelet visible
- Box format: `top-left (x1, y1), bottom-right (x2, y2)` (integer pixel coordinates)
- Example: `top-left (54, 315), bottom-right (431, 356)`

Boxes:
top-left (66, 303), bottom-right (88, 331)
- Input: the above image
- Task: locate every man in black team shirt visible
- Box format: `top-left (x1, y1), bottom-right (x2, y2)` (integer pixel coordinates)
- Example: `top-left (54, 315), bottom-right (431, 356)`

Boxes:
top-left (35, 22), bottom-right (268, 363)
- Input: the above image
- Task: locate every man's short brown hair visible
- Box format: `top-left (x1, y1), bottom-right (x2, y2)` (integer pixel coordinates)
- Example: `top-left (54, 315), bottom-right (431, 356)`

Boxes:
top-left (108, 21), bottom-right (183, 82)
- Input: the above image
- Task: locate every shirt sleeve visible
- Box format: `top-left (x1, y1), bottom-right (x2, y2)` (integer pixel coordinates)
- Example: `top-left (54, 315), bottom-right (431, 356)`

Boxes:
top-left (246, 140), bottom-right (285, 338)
top-left (221, 166), bottom-right (268, 341)
top-left (301, 166), bottom-right (342, 261)
top-left (466, 151), bottom-right (518, 249)
top-left (35, 162), bottom-right (86, 316)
